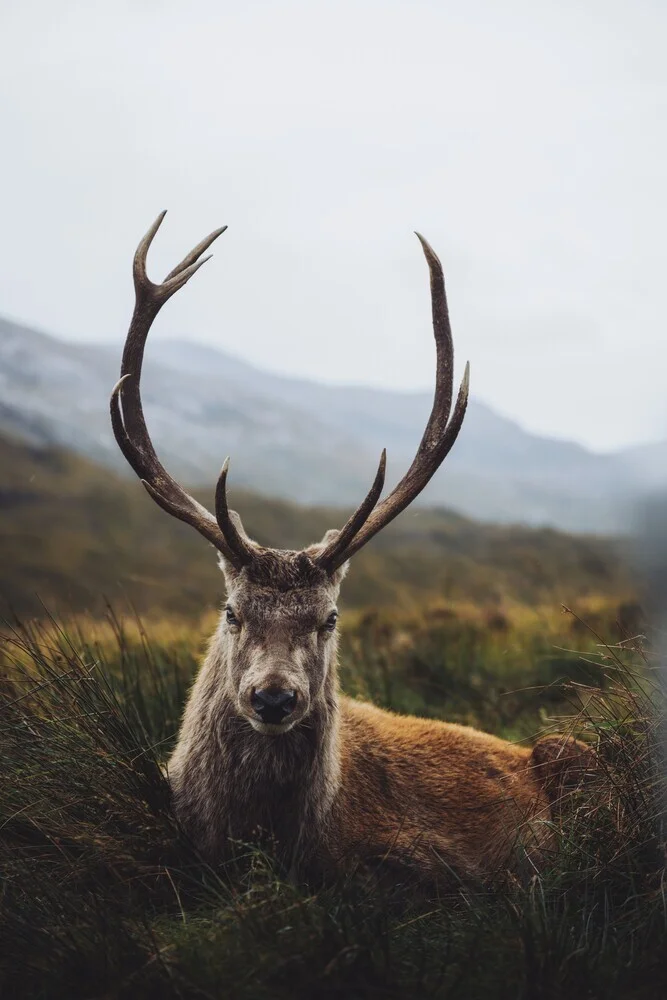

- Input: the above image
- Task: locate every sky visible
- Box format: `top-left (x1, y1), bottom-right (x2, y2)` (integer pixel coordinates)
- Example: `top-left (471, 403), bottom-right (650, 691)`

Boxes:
top-left (0, 0), bottom-right (665, 452)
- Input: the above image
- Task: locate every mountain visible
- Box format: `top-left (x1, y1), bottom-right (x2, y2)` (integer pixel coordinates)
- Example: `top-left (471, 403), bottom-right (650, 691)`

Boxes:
top-left (0, 314), bottom-right (661, 532)
top-left (0, 431), bottom-right (631, 618)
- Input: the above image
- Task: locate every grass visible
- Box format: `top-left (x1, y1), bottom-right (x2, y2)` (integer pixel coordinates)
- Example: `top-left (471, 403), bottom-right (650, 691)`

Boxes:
top-left (0, 604), bottom-right (665, 999)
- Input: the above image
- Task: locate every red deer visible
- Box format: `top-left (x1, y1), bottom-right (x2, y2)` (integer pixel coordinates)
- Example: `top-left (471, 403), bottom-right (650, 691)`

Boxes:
top-left (111, 213), bottom-right (591, 883)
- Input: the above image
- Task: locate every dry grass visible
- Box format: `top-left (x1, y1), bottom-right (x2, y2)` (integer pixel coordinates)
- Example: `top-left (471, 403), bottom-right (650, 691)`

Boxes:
top-left (0, 604), bottom-right (664, 998)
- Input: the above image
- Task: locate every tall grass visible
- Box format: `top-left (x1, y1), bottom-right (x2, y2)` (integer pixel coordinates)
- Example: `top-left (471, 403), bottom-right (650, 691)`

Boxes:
top-left (0, 606), bottom-right (664, 999)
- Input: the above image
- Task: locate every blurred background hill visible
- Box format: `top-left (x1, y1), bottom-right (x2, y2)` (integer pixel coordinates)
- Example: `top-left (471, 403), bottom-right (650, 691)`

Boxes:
top-left (1, 314), bottom-right (664, 536)
top-left (0, 427), bottom-right (633, 619)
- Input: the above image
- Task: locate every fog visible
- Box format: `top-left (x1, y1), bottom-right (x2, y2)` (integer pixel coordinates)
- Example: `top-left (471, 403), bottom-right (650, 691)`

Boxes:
top-left (0, 0), bottom-right (665, 451)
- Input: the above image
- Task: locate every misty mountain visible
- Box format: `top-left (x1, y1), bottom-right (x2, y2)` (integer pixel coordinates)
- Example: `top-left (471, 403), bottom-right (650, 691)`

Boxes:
top-left (0, 314), bottom-right (661, 532)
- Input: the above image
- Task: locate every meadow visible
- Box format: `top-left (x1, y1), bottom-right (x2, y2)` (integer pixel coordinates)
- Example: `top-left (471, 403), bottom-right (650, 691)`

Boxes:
top-left (1, 597), bottom-right (664, 999)
top-left (1, 429), bottom-right (665, 997)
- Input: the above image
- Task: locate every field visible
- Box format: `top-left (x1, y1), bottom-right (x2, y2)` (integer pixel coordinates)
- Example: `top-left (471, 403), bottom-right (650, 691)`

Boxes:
top-left (1, 598), bottom-right (665, 1000)
top-left (1, 430), bottom-right (665, 997)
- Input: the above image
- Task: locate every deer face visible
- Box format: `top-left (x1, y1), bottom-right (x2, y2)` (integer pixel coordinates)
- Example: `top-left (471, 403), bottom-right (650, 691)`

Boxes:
top-left (219, 546), bottom-right (346, 735)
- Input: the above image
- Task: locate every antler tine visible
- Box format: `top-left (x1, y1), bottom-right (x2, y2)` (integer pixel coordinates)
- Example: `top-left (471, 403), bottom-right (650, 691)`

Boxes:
top-left (315, 450), bottom-right (386, 570)
top-left (132, 210), bottom-right (167, 292)
top-left (215, 459), bottom-right (258, 565)
top-left (320, 234), bottom-right (470, 571)
top-left (111, 213), bottom-right (255, 569)
top-left (164, 225), bottom-right (228, 283)
top-left (110, 374), bottom-right (136, 467)
top-left (413, 232), bottom-right (454, 441)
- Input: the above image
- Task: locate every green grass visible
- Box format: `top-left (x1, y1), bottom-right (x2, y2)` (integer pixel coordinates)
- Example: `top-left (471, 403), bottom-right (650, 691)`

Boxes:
top-left (0, 607), bottom-right (665, 998)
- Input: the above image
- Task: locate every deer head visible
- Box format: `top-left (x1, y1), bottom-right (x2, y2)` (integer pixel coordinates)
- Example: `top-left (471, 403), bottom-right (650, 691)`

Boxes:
top-left (111, 213), bottom-right (469, 736)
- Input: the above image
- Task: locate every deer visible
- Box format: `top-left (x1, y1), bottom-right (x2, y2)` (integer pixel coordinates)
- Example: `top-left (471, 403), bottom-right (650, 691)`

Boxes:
top-left (111, 213), bottom-right (593, 885)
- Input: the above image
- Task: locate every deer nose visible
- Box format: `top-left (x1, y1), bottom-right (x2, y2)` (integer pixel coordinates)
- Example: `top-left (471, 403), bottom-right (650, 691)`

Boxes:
top-left (251, 688), bottom-right (297, 725)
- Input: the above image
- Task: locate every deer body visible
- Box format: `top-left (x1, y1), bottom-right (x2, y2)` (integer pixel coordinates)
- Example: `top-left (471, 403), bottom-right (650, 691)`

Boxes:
top-left (334, 702), bottom-right (550, 879)
top-left (167, 552), bottom-right (553, 880)
top-left (170, 683), bottom-right (553, 879)
top-left (111, 214), bottom-right (588, 882)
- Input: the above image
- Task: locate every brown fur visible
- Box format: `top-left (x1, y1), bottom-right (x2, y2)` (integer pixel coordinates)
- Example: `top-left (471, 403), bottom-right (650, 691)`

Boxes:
top-left (167, 543), bottom-right (592, 883)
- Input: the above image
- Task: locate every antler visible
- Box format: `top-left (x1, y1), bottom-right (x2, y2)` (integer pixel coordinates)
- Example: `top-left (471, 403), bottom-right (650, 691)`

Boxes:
top-left (110, 212), bottom-right (256, 569)
top-left (112, 216), bottom-right (468, 577)
top-left (315, 234), bottom-right (469, 572)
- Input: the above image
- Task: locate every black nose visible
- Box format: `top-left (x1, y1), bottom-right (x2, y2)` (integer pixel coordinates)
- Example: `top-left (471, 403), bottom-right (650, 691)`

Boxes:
top-left (251, 688), bottom-right (297, 725)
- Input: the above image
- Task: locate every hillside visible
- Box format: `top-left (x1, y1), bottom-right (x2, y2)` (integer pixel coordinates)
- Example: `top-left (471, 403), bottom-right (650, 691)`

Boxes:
top-left (1, 314), bottom-right (660, 532)
top-left (0, 432), bottom-right (632, 619)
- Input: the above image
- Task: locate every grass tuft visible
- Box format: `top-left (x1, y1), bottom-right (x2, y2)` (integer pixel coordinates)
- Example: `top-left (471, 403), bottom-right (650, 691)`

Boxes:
top-left (0, 609), bottom-right (665, 999)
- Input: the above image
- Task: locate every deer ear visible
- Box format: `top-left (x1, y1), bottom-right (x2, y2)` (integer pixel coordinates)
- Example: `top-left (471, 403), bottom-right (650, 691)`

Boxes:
top-left (217, 551), bottom-right (238, 587)
top-left (319, 528), bottom-right (340, 547)
top-left (216, 510), bottom-right (254, 587)
top-left (330, 559), bottom-right (350, 585)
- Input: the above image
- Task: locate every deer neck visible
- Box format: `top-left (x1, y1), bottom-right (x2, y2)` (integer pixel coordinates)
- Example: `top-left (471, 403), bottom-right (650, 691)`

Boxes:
top-left (170, 638), bottom-right (342, 870)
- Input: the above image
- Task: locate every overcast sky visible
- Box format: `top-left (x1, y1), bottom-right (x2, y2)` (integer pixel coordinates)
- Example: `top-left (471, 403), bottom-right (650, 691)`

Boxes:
top-left (0, 0), bottom-right (664, 452)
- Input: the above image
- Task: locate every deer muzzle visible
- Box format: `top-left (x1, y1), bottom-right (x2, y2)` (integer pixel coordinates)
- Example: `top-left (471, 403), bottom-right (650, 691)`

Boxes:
top-left (251, 687), bottom-right (297, 725)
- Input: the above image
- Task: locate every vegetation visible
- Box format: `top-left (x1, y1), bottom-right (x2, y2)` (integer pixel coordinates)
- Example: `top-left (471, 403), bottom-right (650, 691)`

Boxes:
top-left (0, 604), bottom-right (664, 999)
top-left (0, 431), bottom-right (634, 618)
top-left (1, 432), bottom-right (664, 996)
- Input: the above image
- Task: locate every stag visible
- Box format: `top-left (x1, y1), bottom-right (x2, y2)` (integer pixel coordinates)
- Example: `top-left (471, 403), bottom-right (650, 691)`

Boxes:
top-left (111, 213), bottom-right (591, 883)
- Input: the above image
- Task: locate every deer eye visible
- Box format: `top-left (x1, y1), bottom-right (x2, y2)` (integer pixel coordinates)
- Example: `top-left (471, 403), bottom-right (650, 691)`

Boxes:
top-left (322, 611), bottom-right (338, 633)
top-left (225, 606), bottom-right (240, 628)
